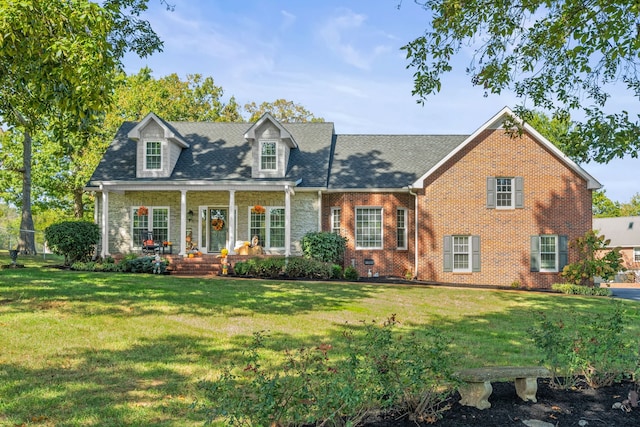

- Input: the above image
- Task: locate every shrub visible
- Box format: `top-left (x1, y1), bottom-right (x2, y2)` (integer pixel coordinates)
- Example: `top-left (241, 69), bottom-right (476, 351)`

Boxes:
top-left (344, 265), bottom-right (359, 281)
top-left (331, 263), bottom-right (343, 279)
top-left (301, 231), bottom-right (347, 263)
top-left (551, 283), bottom-right (612, 296)
top-left (255, 257), bottom-right (286, 278)
top-left (284, 257), bottom-right (333, 279)
top-left (530, 300), bottom-right (636, 388)
top-left (45, 221), bottom-right (100, 266)
top-left (201, 317), bottom-right (457, 426)
top-left (561, 230), bottom-right (625, 286)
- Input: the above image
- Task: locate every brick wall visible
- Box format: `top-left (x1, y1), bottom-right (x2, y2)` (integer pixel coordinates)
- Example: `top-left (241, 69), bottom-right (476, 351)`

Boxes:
top-left (419, 129), bottom-right (593, 288)
top-left (323, 192), bottom-right (415, 278)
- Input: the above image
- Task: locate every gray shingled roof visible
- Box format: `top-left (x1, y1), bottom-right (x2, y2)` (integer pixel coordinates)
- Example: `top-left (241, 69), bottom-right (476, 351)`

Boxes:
top-left (593, 216), bottom-right (640, 247)
top-left (89, 121), bottom-right (336, 188)
top-left (89, 119), bottom-right (468, 190)
top-left (328, 135), bottom-right (467, 189)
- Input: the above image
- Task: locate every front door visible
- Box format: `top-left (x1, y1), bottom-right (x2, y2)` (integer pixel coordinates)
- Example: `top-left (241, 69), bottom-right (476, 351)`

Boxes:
top-left (208, 208), bottom-right (228, 253)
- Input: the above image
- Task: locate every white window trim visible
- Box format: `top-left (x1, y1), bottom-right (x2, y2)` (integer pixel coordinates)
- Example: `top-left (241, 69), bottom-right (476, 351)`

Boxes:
top-left (396, 208), bottom-right (408, 250)
top-left (259, 140), bottom-right (278, 171)
top-left (144, 140), bottom-right (163, 171)
top-left (355, 206), bottom-right (383, 250)
top-left (330, 207), bottom-right (341, 235)
top-left (634, 247), bottom-right (640, 263)
top-left (248, 205), bottom-right (285, 249)
top-left (452, 235), bottom-right (472, 273)
top-left (539, 235), bottom-right (559, 272)
top-left (496, 177), bottom-right (514, 209)
top-left (132, 206), bottom-right (170, 249)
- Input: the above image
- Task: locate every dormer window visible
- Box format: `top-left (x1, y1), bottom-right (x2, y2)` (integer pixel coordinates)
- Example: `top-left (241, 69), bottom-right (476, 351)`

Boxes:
top-left (145, 141), bottom-right (162, 170)
top-left (260, 140), bottom-right (277, 171)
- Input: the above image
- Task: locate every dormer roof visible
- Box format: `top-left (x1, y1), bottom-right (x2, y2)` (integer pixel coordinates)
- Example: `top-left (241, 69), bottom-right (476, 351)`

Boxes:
top-left (243, 112), bottom-right (298, 148)
top-left (127, 112), bottom-right (189, 148)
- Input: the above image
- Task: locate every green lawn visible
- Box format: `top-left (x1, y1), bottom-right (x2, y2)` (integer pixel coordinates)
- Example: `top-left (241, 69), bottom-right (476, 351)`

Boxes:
top-left (1, 252), bottom-right (638, 426)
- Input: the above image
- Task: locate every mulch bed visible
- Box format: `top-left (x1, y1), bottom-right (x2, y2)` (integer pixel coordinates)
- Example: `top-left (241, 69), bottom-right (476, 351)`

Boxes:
top-left (366, 378), bottom-right (640, 426)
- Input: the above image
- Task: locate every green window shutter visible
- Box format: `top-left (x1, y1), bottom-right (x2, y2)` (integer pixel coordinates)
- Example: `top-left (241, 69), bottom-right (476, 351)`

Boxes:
top-left (472, 235), bottom-right (481, 272)
top-left (515, 177), bottom-right (524, 208)
top-left (530, 236), bottom-right (540, 272)
top-left (443, 235), bottom-right (453, 272)
top-left (559, 235), bottom-right (569, 270)
top-left (486, 177), bottom-right (496, 208)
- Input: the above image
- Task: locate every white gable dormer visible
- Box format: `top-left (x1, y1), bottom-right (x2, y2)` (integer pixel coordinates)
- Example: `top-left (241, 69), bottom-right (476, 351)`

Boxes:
top-left (244, 113), bottom-right (297, 179)
top-left (127, 112), bottom-right (189, 178)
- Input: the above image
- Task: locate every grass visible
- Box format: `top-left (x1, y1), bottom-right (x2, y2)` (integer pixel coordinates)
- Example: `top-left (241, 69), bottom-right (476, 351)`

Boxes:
top-left (1, 251), bottom-right (639, 426)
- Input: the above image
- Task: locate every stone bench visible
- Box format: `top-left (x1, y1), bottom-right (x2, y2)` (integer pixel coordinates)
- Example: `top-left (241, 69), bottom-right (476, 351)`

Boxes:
top-left (456, 366), bottom-right (552, 410)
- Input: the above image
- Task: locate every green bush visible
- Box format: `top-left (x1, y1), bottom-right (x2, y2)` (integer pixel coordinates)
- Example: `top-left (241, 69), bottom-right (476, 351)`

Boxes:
top-left (45, 221), bottom-right (100, 266)
top-left (331, 263), bottom-right (343, 279)
top-left (255, 257), bottom-right (286, 278)
top-left (284, 257), bottom-right (333, 279)
top-left (301, 231), bottom-right (347, 263)
top-left (551, 283), bottom-right (612, 296)
top-left (530, 300), bottom-right (636, 388)
top-left (344, 265), bottom-right (359, 281)
top-left (561, 230), bottom-right (625, 286)
top-left (202, 317), bottom-right (457, 426)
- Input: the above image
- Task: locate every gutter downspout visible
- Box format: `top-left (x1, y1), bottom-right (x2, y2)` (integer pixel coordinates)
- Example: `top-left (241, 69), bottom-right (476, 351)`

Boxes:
top-left (317, 191), bottom-right (322, 232)
top-left (408, 186), bottom-right (418, 279)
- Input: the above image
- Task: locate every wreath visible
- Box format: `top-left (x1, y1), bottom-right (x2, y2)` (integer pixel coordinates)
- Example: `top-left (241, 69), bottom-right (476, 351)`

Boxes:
top-left (137, 206), bottom-right (148, 216)
top-left (211, 218), bottom-right (225, 231)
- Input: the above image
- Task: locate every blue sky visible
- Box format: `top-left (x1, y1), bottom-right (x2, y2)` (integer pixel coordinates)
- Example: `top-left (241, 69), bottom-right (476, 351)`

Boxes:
top-left (122, 0), bottom-right (639, 203)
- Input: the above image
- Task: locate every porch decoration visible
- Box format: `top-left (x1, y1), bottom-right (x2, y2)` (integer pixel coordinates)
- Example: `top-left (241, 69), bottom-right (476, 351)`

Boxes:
top-left (251, 205), bottom-right (266, 214)
top-left (211, 210), bottom-right (226, 231)
top-left (137, 206), bottom-right (148, 216)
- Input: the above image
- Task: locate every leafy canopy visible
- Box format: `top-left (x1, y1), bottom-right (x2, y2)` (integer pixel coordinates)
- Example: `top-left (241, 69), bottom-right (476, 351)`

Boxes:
top-left (402, 0), bottom-right (640, 163)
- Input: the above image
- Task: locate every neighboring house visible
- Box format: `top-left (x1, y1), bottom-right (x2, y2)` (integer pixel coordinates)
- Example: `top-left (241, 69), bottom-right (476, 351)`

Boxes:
top-left (86, 107), bottom-right (601, 288)
top-left (593, 216), bottom-right (640, 280)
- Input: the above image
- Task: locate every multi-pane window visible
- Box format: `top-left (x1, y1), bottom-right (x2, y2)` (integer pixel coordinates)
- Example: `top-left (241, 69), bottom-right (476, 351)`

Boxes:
top-left (396, 208), bottom-right (407, 249)
top-left (260, 141), bottom-right (277, 170)
top-left (145, 141), bottom-right (162, 170)
top-left (269, 208), bottom-right (285, 248)
top-left (331, 208), bottom-right (341, 234)
top-left (355, 207), bottom-right (382, 249)
top-left (132, 207), bottom-right (168, 247)
top-left (250, 209), bottom-right (266, 248)
top-left (634, 247), bottom-right (640, 262)
top-left (496, 178), bottom-right (513, 208)
top-left (540, 235), bottom-right (557, 271)
top-left (453, 236), bottom-right (471, 272)
top-left (249, 206), bottom-right (285, 248)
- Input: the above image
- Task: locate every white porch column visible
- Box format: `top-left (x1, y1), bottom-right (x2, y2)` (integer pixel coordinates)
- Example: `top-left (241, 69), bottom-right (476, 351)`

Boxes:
top-left (228, 190), bottom-right (236, 254)
top-left (285, 185), bottom-right (292, 256)
top-left (101, 189), bottom-right (110, 256)
top-left (180, 190), bottom-right (187, 256)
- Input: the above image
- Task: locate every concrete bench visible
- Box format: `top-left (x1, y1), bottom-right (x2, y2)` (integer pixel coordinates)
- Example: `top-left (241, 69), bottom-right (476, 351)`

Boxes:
top-left (456, 366), bottom-right (552, 410)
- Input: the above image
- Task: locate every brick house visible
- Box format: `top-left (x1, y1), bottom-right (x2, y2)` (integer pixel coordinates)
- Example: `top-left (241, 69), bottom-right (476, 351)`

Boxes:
top-left (593, 216), bottom-right (640, 281)
top-left (87, 107), bottom-right (600, 287)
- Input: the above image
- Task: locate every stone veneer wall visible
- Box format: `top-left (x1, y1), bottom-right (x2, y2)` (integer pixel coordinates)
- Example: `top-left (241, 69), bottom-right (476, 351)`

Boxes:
top-left (98, 189), bottom-right (319, 256)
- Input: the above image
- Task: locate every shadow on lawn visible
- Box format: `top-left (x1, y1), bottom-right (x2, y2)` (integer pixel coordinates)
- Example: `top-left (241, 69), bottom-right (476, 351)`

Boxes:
top-left (0, 333), bottom-right (219, 426)
top-left (0, 269), bottom-right (385, 317)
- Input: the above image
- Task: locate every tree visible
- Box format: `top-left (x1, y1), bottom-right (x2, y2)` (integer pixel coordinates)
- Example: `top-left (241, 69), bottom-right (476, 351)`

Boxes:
top-left (561, 230), bottom-right (625, 286)
top-left (244, 99), bottom-right (325, 123)
top-left (0, 0), bottom-right (163, 253)
top-left (619, 193), bottom-right (640, 216)
top-left (402, 0), bottom-right (640, 164)
top-left (592, 190), bottom-right (621, 218)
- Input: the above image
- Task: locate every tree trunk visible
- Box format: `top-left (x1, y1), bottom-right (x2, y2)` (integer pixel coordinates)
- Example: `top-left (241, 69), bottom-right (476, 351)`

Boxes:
top-left (73, 187), bottom-right (84, 219)
top-left (18, 128), bottom-right (37, 254)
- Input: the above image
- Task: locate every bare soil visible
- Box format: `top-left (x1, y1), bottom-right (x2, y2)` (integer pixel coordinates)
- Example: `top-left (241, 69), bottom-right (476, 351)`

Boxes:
top-left (368, 379), bottom-right (640, 426)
